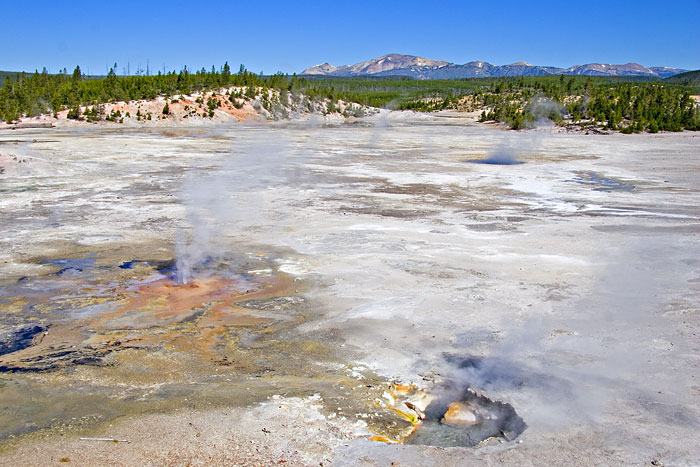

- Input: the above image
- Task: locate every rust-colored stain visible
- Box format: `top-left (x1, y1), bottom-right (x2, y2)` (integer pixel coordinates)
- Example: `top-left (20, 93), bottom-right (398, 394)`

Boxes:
top-left (0, 271), bottom-right (298, 371)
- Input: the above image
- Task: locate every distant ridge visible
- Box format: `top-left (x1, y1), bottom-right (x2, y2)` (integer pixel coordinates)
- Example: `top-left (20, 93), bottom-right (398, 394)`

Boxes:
top-left (303, 54), bottom-right (449, 77)
top-left (301, 54), bottom-right (687, 79)
top-left (663, 69), bottom-right (700, 87)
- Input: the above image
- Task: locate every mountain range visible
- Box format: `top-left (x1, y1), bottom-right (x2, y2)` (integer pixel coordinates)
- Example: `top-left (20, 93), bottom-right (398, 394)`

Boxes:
top-left (301, 54), bottom-right (687, 79)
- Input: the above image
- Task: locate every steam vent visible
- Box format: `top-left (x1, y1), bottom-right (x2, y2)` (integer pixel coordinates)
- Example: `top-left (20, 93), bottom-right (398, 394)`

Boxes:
top-left (370, 384), bottom-right (526, 447)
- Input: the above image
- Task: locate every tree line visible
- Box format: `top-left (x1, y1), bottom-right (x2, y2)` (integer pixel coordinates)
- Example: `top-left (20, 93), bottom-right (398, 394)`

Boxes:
top-left (477, 75), bottom-right (700, 132)
top-left (0, 63), bottom-right (297, 123)
top-left (1, 64), bottom-right (698, 133)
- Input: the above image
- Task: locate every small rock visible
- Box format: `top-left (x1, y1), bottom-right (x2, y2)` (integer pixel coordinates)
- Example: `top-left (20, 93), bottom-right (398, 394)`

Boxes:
top-left (441, 402), bottom-right (478, 426)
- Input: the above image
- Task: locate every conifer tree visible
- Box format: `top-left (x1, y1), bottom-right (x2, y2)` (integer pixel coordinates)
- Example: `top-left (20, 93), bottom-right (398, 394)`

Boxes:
top-left (222, 62), bottom-right (231, 84)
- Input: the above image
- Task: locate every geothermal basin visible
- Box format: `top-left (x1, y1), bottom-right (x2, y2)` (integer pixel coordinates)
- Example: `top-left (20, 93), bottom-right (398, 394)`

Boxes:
top-left (1, 114), bottom-right (699, 465)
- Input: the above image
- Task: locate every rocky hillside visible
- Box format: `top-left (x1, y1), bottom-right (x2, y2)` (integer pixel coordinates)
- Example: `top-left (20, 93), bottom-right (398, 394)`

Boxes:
top-left (302, 54), bottom-right (687, 79)
top-left (2, 86), bottom-right (377, 129)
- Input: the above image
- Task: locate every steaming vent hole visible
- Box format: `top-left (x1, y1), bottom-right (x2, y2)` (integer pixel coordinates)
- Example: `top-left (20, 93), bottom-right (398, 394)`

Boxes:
top-left (405, 386), bottom-right (526, 448)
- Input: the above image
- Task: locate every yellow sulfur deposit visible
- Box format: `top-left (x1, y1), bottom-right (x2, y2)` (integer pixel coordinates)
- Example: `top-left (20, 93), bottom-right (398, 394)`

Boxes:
top-left (369, 383), bottom-right (435, 443)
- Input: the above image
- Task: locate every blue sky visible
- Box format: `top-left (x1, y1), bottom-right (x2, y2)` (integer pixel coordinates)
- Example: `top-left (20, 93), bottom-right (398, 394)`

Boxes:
top-left (2, 0), bottom-right (698, 74)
